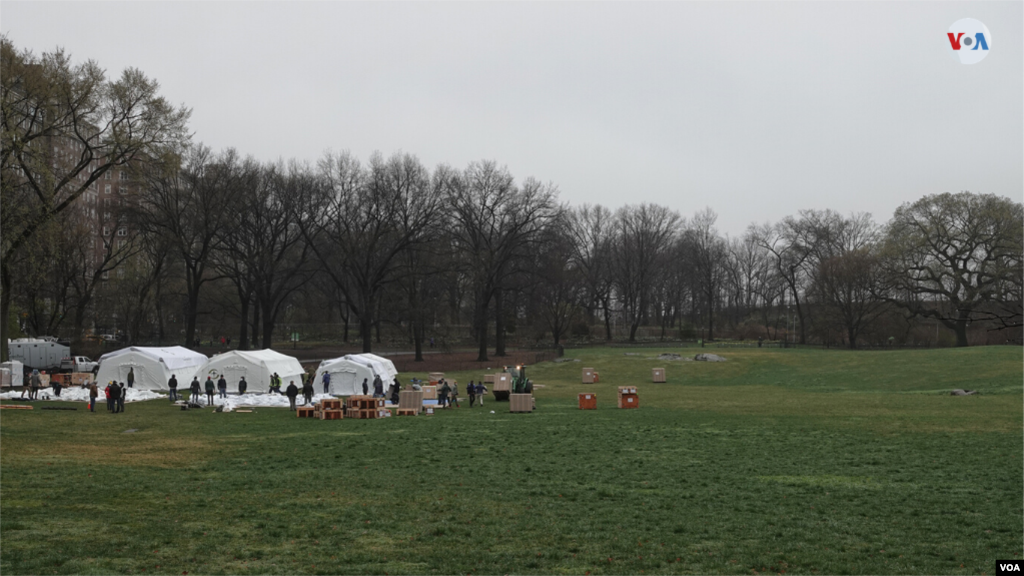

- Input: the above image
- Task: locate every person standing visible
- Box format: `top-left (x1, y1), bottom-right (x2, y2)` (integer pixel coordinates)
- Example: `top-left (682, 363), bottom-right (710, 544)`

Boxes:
top-left (301, 375), bottom-right (313, 406)
top-left (238, 376), bottom-right (248, 396)
top-left (110, 382), bottom-right (121, 413)
top-left (52, 376), bottom-right (62, 398)
top-left (467, 380), bottom-right (476, 408)
top-left (104, 382), bottom-right (113, 412)
top-left (270, 372), bottom-right (282, 394)
top-left (204, 376), bottom-right (215, 406)
top-left (477, 382), bottom-right (486, 406)
top-left (117, 382), bottom-right (126, 413)
top-left (372, 375), bottom-right (384, 398)
top-left (217, 375), bottom-right (228, 399)
top-left (28, 370), bottom-right (41, 401)
top-left (286, 380), bottom-right (299, 411)
top-left (168, 374), bottom-right (179, 402)
top-left (450, 381), bottom-right (460, 408)
top-left (88, 382), bottom-right (98, 412)
top-left (189, 376), bottom-right (201, 405)
top-left (438, 380), bottom-right (451, 409)
top-left (126, 367), bottom-right (135, 389)
top-left (361, 378), bottom-right (369, 396)
top-left (322, 371), bottom-right (331, 395)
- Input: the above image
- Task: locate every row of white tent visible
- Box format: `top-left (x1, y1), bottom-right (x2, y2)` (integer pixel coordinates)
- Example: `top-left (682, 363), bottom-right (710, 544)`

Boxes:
top-left (93, 347), bottom-right (398, 395)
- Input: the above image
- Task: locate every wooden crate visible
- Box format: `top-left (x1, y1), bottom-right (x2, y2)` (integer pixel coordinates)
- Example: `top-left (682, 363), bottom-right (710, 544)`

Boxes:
top-left (652, 368), bottom-right (666, 383)
top-left (297, 406), bottom-right (316, 418)
top-left (320, 409), bottom-right (344, 420)
top-left (347, 395), bottom-right (376, 410)
top-left (50, 374), bottom-right (72, 386)
top-left (321, 398), bottom-right (343, 410)
top-left (617, 394), bottom-right (639, 409)
top-left (617, 386), bottom-right (638, 396)
top-left (582, 367), bottom-right (595, 384)
top-left (509, 393), bottom-right (533, 413)
top-left (70, 372), bottom-right (94, 385)
top-left (428, 372), bottom-right (444, 384)
top-left (421, 385), bottom-right (437, 400)
top-left (578, 393), bottom-right (597, 410)
top-left (493, 373), bottom-right (512, 391)
top-left (396, 408), bottom-right (418, 416)
top-left (483, 374), bottom-right (495, 384)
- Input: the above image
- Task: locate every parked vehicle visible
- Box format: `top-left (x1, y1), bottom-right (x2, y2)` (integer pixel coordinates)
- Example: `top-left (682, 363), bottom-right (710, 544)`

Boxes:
top-left (7, 338), bottom-right (69, 371)
top-left (60, 356), bottom-right (99, 374)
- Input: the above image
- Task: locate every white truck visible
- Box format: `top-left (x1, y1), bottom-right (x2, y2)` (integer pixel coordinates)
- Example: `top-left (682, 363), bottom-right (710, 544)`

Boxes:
top-left (60, 355), bottom-right (99, 373)
top-left (7, 338), bottom-right (70, 371)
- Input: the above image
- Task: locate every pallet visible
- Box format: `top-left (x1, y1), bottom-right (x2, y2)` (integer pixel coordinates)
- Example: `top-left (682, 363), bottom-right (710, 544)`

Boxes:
top-left (396, 408), bottom-right (418, 416)
top-left (320, 409), bottom-right (344, 420)
top-left (0, 404), bottom-right (33, 410)
top-left (297, 407), bottom-right (316, 418)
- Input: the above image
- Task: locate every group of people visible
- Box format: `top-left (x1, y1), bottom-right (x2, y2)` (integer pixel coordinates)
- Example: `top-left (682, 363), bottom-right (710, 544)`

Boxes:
top-left (83, 381), bottom-right (129, 413)
top-left (436, 379), bottom-right (487, 409)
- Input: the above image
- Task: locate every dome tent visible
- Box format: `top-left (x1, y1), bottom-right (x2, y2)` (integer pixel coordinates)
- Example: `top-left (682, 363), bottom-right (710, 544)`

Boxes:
top-left (95, 347), bottom-right (208, 391)
top-left (343, 354), bottom-right (396, 381)
top-left (312, 357), bottom-right (378, 396)
top-left (195, 349), bottom-right (304, 394)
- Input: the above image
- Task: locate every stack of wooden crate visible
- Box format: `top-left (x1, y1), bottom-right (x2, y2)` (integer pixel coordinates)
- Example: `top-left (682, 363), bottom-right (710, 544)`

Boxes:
top-left (617, 386), bottom-right (639, 409)
top-left (347, 395), bottom-right (384, 419)
top-left (297, 406), bottom-right (316, 418)
top-left (319, 398), bottom-right (344, 420)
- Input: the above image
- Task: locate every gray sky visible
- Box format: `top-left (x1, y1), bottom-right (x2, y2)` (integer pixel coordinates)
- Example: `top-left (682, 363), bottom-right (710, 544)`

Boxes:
top-left (3, 1), bottom-right (1021, 236)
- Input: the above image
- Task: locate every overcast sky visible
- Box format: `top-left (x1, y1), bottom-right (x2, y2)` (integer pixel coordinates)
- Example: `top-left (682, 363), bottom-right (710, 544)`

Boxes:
top-left (3, 1), bottom-right (1021, 236)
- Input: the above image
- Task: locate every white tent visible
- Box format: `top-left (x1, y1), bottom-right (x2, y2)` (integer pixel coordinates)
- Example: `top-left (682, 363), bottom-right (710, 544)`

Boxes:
top-left (195, 349), bottom-right (305, 393)
top-left (313, 357), bottom-right (377, 396)
top-left (96, 347), bottom-right (208, 391)
top-left (344, 354), bottom-right (397, 381)
top-left (354, 353), bottom-right (398, 379)
top-left (1, 360), bottom-right (24, 387)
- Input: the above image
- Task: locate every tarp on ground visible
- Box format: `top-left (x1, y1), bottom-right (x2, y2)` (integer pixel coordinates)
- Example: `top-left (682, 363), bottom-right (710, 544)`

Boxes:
top-left (194, 349), bottom-right (305, 394)
top-left (95, 347), bottom-right (208, 391)
top-left (312, 357), bottom-right (377, 396)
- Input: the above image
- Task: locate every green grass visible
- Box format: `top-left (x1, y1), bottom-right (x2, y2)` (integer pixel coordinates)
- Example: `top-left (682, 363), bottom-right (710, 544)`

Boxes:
top-left (1, 346), bottom-right (1021, 575)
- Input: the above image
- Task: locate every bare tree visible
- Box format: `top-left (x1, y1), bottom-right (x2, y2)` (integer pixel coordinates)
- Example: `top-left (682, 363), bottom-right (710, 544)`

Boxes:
top-left (611, 204), bottom-right (681, 342)
top-left (880, 192), bottom-right (1024, 347)
top-left (138, 146), bottom-right (244, 347)
top-left (0, 38), bottom-right (190, 359)
top-left (750, 218), bottom-right (812, 344)
top-left (307, 151), bottom-right (442, 353)
top-left (565, 204), bottom-right (616, 340)
top-left (444, 161), bottom-right (560, 360)
top-left (686, 208), bottom-right (727, 341)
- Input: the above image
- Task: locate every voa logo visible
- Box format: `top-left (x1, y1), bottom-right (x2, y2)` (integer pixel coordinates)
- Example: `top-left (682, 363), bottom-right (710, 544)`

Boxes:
top-left (1000, 564), bottom-right (1020, 571)
top-left (948, 18), bottom-right (991, 64)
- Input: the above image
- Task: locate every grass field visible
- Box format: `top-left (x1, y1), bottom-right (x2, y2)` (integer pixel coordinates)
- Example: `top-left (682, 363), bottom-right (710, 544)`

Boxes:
top-left (1, 346), bottom-right (1021, 575)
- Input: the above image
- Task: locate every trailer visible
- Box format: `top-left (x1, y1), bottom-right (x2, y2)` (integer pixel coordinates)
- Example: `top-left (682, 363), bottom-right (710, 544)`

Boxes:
top-left (7, 338), bottom-right (70, 371)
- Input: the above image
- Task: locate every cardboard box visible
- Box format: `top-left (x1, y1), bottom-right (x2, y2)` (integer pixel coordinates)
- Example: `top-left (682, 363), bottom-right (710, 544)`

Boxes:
top-left (398, 390), bottom-right (424, 412)
top-left (494, 373), bottom-right (512, 392)
top-left (428, 372), bottom-right (444, 384)
top-left (421, 385), bottom-right (437, 400)
top-left (509, 393), bottom-right (533, 413)
top-left (70, 372), bottom-right (94, 385)
top-left (582, 367), bottom-right (595, 383)
top-left (617, 394), bottom-right (639, 409)
top-left (578, 393), bottom-right (597, 410)
top-left (652, 368), bottom-right (666, 383)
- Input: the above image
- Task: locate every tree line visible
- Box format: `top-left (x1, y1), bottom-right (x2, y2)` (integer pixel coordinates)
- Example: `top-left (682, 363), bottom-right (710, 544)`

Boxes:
top-left (2, 40), bottom-right (1021, 361)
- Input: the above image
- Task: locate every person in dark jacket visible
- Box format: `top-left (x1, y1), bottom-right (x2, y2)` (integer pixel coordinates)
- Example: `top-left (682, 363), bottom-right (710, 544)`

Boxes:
top-left (372, 375), bottom-right (384, 398)
top-left (438, 380), bottom-right (451, 409)
top-left (301, 376), bottom-right (313, 406)
top-left (389, 381), bottom-right (400, 405)
top-left (189, 377), bottom-right (202, 405)
top-left (468, 380), bottom-right (477, 408)
top-left (322, 371), bottom-right (331, 395)
top-left (168, 374), bottom-right (179, 402)
top-left (126, 368), bottom-right (135, 389)
top-left (286, 380), bottom-right (299, 411)
top-left (117, 382), bottom-right (126, 413)
top-left (110, 382), bottom-right (122, 413)
top-left (217, 375), bottom-right (228, 399)
top-left (238, 376), bottom-right (247, 395)
top-left (361, 378), bottom-right (369, 396)
top-left (204, 377), bottom-right (215, 406)
top-left (88, 382), bottom-right (98, 412)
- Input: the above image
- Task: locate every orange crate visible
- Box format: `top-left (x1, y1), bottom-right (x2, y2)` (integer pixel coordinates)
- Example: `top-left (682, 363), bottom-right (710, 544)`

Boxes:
top-left (617, 394), bottom-right (639, 409)
top-left (578, 393), bottom-right (597, 410)
top-left (297, 407), bottom-right (315, 418)
top-left (320, 410), bottom-right (344, 420)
